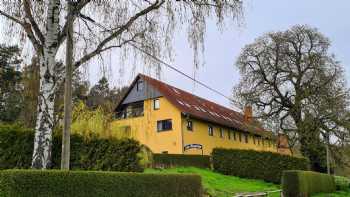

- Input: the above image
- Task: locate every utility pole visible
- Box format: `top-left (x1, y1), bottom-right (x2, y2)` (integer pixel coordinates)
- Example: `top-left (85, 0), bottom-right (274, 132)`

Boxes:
top-left (61, 0), bottom-right (74, 170)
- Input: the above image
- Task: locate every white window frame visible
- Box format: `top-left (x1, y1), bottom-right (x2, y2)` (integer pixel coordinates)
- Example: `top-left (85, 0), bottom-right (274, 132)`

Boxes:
top-left (153, 98), bottom-right (160, 110)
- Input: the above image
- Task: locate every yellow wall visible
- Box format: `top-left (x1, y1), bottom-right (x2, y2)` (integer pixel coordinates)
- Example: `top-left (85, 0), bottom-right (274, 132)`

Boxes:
top-left (111, 97), bottom-right (183, 154)
top-left (112, 97), bottom-right (277, 155)
top-left (182, 118), bottom-right (277, 155)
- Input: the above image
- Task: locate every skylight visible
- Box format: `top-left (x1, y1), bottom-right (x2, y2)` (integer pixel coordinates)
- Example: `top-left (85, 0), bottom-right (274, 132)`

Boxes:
top-left (177, 100), bottom-right (185, 105)
top-left (209, 111), bottom-right (216, 116)
top-left (172, 88), bottom-right (181, 94)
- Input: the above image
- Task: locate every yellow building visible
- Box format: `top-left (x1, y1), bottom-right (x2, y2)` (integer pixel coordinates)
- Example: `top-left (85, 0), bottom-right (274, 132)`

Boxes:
top-left (112, 74), bottom-right (279, 155)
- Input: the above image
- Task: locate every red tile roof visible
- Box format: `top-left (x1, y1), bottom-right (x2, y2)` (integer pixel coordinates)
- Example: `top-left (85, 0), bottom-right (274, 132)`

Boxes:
top-left (139, 74), bottom-right (273, 138)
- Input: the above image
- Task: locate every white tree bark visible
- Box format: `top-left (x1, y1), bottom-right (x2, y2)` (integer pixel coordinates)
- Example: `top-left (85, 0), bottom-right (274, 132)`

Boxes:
top-left (0, 0), bottom-right (242, 169)
top-left (31, 0), bottom-right (60, 169)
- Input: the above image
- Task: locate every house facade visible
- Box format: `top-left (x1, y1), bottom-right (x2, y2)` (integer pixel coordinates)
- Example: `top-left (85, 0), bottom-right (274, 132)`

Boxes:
top-left (111, 74), bottom-right (281, 155)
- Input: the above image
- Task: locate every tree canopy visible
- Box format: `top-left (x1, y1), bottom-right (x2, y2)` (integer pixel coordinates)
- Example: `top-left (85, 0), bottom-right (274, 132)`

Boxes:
top-left (234, 25), bottom-right (350, 171)
top-left (0, 45), bottom-right (22, 122)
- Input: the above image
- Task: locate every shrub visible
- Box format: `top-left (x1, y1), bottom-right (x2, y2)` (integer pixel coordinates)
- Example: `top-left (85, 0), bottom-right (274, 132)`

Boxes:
top-left (0, 124), bottom-right (33, 169)
top-left (282, 170), bottom-right (336, 197)
top-left (153, 154), bottom-right (211, 168)
top-left (138, 145), bottom-right (154, 168)
top-left (0, 170), bottom-right (202, 197)
top-left (212, 148), bottom-right (309, 183)
top-left (334, 176), bottom-right (350, 191)
top-left (0, 124), bottom-right (143, 172)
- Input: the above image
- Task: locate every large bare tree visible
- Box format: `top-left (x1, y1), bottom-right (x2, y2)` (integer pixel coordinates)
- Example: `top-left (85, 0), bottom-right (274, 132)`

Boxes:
top-left (234, 25), bottom-right (350, 171)
top-left (0, 0), bottom-right (242, 169)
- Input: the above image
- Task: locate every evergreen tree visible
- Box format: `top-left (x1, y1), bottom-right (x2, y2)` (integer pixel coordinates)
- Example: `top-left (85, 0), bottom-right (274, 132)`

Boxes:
top-left (0, 45), bottom-right (22, 122)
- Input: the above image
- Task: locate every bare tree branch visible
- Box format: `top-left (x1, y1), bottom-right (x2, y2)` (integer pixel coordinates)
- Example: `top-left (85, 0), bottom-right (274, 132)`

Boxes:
top-left (74, 0), bottom-right (165, 69)
top-left (23, 0), bottom-right (45, 44)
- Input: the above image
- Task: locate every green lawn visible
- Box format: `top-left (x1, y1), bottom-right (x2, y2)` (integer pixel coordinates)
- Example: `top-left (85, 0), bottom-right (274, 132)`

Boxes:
top-left (145, 167), bottom-right (281, 197)
top-left (312, 189), bottom-right (350, 197)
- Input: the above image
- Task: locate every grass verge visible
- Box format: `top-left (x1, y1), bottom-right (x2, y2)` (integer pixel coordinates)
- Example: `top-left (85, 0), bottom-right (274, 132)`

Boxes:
top-left (312, 189), bottom-right (350, 197)
top-left (145, 167), bottom-right (280, 197)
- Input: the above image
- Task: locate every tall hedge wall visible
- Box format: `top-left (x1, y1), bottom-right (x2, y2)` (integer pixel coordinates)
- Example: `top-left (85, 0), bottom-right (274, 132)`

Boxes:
top-left (0, 124), bottom-right (143, 172)
top-left (0, 170), bottom-right (202, 197)
top-left (153, 154), bottom-right (211, 168)
top-left (282, 170), bottom-right (336, 197)
top-left (212, 148), bottom-right (309, 183)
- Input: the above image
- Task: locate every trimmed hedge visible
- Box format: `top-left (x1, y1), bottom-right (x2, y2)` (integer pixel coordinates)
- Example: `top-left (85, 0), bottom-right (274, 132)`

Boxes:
top-left (334, 176), bottom-right (350, 191)
top-left (153, 154), bottom-right (211, 168)
top-left (0, 124), bottom-right (143, 172)
top-left (212, 148), bottom-right (309, 183)
top-left (282, 170), bottom-right (336, 197)
top-left (0, 170), bottom-right (202, 197)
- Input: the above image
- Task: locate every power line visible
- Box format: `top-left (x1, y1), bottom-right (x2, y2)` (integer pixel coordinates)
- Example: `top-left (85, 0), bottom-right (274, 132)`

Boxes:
top-left (128, 42), bottom-right (234, 102)
top-left (78, 14), bottom-right (234, 103)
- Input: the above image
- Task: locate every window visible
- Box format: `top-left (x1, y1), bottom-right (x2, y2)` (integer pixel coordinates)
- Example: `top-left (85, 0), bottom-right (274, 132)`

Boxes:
top-left (257, 137), bottom-right (261, 145)
top-left (262, 138), bottom-right (265, 146)
top-left (244, 133), bottom-right (249, 143)
top-left (220, 128), bottom-right (224, 138)
top-left (157, 119), bottom-right (172, 132)
top-left (208, 126), bottom-right (213, 136)
top-left (253, 136), bottom-right (256, 144)
top-left (136, 80), bottom-right (144, 91)
top-left (233, 132), bottom-right (237, 141)
top-left (238, 132), bottom-right (242, 142)
top-left (116, 101), bottom-right (144, 119)
top-left (228, 131), bottom-right (231, 140)
top-left (187, 120), bottom-right (193, 131)
top-left (153, 99), bottom-right (160, 110)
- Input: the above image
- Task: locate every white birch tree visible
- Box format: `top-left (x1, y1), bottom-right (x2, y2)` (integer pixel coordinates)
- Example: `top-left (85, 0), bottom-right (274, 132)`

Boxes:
top-left (0, 0), bottom-right (242, 169)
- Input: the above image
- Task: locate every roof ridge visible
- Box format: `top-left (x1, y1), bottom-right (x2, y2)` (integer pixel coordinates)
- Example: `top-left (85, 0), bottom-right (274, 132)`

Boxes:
top-left (138, 73), bottom-right (243, 117)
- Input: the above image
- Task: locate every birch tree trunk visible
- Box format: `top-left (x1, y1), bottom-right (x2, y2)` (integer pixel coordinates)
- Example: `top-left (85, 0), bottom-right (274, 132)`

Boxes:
top-left (32, 0), bottom-right (60, 169)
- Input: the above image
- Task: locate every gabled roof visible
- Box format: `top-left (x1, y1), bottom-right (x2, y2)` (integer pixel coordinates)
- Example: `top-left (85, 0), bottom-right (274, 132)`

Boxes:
top-left (117, 74), bottom-right (273, 138)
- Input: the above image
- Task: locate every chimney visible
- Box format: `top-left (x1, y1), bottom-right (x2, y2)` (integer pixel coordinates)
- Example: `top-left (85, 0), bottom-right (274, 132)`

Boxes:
top-left (243, 105), bottom-right (253, 123)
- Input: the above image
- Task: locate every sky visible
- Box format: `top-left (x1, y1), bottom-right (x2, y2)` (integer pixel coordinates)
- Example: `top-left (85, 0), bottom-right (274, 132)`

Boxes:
top-left (95, 0), bottom-right (350, 112)
top-left (1, 0), bottom-right (349, 112)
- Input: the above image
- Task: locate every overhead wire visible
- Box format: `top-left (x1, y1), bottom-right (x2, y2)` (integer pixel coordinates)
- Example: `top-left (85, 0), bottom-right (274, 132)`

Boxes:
top-left (77, 14), bottom-right (234, 104)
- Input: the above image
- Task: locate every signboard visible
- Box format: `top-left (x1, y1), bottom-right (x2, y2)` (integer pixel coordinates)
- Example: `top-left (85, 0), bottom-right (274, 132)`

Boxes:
top-left (183, 144), bottom-right (203, 155)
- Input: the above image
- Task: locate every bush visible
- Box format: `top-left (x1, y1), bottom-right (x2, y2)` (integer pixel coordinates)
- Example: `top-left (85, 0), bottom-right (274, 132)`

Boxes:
top-left (0, 170), bottom-right (202, 197)
top-left (0, 124), bottom-right (33, 169)
top-left (0, 124), bottom-right (143, 172)
top-left (212, 148), bottom-right (309, 183)
top-left (334, 176), bottom-right (350, 191)
top-left (153, 154), bottom-right (211, 168)
top-left (282, 170), bottom-right (336, 197)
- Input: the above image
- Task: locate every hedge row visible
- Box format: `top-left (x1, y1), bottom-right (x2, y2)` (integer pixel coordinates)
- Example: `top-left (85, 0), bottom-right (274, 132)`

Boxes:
top-left (0, 124), bottom-right (143, 172)
top-left (282, 170), bottom-right (336, 197)
top-left (153, 154), bottom-right (211, 168)
top-left (212, 148), bottom-right (309, 183)
top-left (0, 170), bottom-right (202, 197)
top-left (334, 176), bottom-right (350, 191)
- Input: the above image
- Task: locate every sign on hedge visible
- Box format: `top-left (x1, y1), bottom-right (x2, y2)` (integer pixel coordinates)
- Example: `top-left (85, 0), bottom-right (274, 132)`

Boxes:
top-left (184, 144), bottom-right (203, 155)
